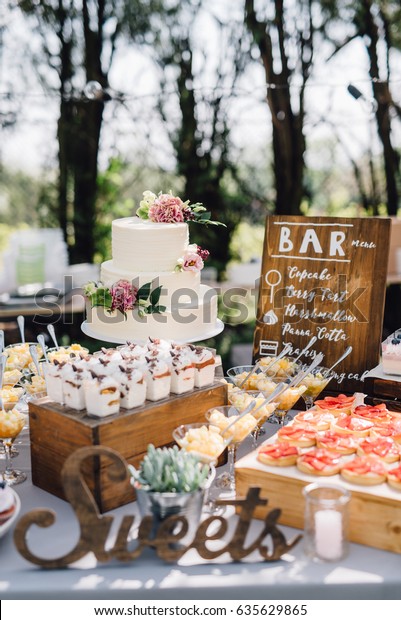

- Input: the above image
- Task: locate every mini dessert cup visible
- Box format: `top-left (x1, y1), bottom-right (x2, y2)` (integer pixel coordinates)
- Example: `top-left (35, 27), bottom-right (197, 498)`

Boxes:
top-left (115, 366), bottom-right (146, 409)
top-left (83, 376), bottom-right (120, 417)
top-left (45, 361), bottom-right (65, 404)
top-left (226, 365), bottom-right (264, 390)
top-left (259, 378), bottom-right (307, 425)
top-left (144, 359), bottom-right (171, 401)
top-left (173, 422), bottom-right (232, 514)
top-left (188, 346), bottom-right (215, 387)
top-left (169, 353), bottom-right (195, 394)
top-left (5, 343), bottom-right (43, 372)
top-left (205, 405), bottom-right (258, 493)
top-left (260, 356), bottom-right (302, 379)
top-left (301, 367), bottom-right (334, 409)
top-left (228, 389), bottom-right (278, 448)
top-left (0, 408), bottom-right (27, 485)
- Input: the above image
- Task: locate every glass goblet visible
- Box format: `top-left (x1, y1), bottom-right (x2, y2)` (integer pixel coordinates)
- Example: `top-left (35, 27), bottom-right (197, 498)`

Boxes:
top-left (172, 422), bottom-right (231, 513)
top-left (259, 356), bottom-right (302, 379)
top-left (228, 390), bottom-right (278, 449)
top-left (205, 405), bottom-right (258, 494)
top-left (226, 365), bottom-right (265, 391)
top-left (0, 407), bottom-right (27, 485)
top-left (257, 377), bottom-right (307, 426)
top-left (300, 367), bottom-right (334, 410)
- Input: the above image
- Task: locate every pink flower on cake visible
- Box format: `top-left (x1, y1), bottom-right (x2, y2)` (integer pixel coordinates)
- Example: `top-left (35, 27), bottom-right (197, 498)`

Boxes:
top-left (110, 280), bottom-right (138, 313)
top-left (196, 246), bottom-right (210, 261)
top-left (182, 253), bottom-right (204, 272)
top-left (148, 194), bottom-right (185, 223)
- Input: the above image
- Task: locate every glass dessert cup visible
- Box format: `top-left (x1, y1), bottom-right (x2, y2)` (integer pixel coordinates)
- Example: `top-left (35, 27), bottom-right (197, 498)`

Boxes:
top-left (301, 367), bottom-right (334, 410)
top-left (47, 345), bottom-right (89, 364)
top-left (228, 389), bottom-right (278, 449)
top-left (4, 343), bottom-right (43, 372)
top-left (226, 365), bottom-right (265, 390)
top-left (0, 408), bottom-right (27, 485)
top-left (205, 405), bottom-right (258, 494)
top-left (259, 356), bottom-right (302, 379)
top-left (172, 422), bottom-right (231, 513)
top-left (258, 378), bottom-right (307, 426)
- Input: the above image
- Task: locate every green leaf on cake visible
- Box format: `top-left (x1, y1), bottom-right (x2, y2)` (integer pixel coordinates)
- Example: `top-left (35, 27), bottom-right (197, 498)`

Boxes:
top-left (137, 282), bottom-right (151, 300)
top-left (150, 285), bottom-right (162, 306)
top-left (91, 288), bottom-right (112, 309)
top-left (149, 305), bottom-right (166, 314)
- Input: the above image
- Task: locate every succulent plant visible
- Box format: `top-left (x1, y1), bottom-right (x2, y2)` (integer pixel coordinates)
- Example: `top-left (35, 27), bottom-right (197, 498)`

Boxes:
top-left (129, 444), bottom-right (209, 494)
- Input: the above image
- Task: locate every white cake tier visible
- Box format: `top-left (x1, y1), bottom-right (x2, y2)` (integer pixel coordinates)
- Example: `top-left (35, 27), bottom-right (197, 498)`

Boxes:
top-left (86, 285), bottom-right (219, 343)
top-left (101, 260), bottom-right (201, 301)
top-left (112, 217), bottom-right (189, 272)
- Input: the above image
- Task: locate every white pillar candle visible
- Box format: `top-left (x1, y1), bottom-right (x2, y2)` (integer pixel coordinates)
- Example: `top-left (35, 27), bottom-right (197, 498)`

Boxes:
top-left (314, 509), bottom-right (343, 561)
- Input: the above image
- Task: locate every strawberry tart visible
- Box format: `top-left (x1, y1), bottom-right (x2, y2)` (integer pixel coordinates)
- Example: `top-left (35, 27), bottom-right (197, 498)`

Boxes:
top-left (314, 394), bottom-right (357, 416)
top-left (297, 448), bottom-right (342, 476)
top-left (387, 465), bottom-right (401, 491)
top-left (316, 430), bottom-right (358, 455)
top-left (293, 409), bottom-right (336, 431)
top-left (331, 414), bottom-right (374, 438)
top-left (257, 442), bottom-right (300, 467)
top-left (277, 423), bottom-right (316, 448)
top-left (352, 403), bottom-right (392, 426)
top-left (340, 456), bottom-right (387, 486)
top-left (356, 436), bottom-right (399, 464)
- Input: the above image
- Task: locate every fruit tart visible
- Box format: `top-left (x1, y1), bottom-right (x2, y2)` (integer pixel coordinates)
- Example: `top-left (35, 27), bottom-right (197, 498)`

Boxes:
top-left (314, 393), bottom-right (356, 416)
top-left (277, 423), bottom-right (316, 448)
top-left (352, 403), bottom-right (392, 426)
top-left (340, 456), bottom-right (387, 486)
top-left (371, 420), bottom-right (401, 444)
top-left (293, 409), bottom-right (336, 431)
top-left (316, 430), bottom-right (358, 455)
top-left (387, 465), bottom-right (401, 491)
top-left (356, 436), bottom-right (399, 464)
top-left (331, 414), bottom-right (374, 438)
top-left (297, 448), bottom-right (341, 476)
top-left (257, 441), bottom-right (300, 467)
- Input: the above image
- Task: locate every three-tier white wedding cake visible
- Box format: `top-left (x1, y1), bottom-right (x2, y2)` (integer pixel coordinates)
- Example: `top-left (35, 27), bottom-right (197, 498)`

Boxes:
top-left (83, 192), bottom-right (223, 343)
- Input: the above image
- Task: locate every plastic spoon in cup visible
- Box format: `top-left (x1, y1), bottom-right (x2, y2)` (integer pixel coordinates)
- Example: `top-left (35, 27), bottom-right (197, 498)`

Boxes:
top-left (17, 315), bottom-right (25, 344)
top-left (221, 400), bottom-right (257, 437)
top-left (37, 334), bottom-right (49, 364)
top-left (287, 352), bottom-right (325, 388)
top-left (250, 381), bottom-right (290, 418)
top-left (237, 343), bottom-right (292, 389)
top-left (29, 345), bottom-right (41, 376)
top-left (47, 324), bottom-right (59, 350)
top-left (323, 346), bottom-right (353, 377)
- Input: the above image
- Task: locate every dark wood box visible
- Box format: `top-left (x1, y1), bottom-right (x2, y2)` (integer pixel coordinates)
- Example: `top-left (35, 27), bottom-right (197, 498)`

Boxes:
top-left (364, 364), bottom-right (401, 412)
top-left (29, 381), bottom-right (227, 513)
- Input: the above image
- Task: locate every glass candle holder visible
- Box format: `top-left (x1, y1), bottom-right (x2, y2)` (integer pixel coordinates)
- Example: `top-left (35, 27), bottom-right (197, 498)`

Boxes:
top-left (302, 483), bottom-right (350, 562)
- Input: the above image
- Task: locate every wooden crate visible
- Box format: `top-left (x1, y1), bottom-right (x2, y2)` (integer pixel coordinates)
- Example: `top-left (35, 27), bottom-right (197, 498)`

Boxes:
top-left (235, 445), bottom-right (401, 554)
top-left (29, 381), bottom-right (227, 513)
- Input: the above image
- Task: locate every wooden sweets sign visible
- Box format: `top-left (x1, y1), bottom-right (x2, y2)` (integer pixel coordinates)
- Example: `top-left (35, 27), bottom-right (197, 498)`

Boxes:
top-left (14, 446), bottom-right (301, 567)
top-left (253, 215), bottom-right (391, 394)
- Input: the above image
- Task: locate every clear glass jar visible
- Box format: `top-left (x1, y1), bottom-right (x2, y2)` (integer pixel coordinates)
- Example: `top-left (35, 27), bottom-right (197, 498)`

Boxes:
top-left (303, 483), bottom-right (350, 562)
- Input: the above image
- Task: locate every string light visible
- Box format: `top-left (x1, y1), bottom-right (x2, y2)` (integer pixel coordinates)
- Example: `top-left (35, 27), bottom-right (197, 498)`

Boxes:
top-left (1, 76), bottom-right (401, 102)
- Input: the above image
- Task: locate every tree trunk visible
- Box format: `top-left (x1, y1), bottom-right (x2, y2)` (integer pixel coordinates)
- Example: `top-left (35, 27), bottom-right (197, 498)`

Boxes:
top-left (245, 0), bottom-right (308, 216)
top-left (362, 0), bottom-right (399, 215)
top-left (70, 100), bottom-right (104, 264)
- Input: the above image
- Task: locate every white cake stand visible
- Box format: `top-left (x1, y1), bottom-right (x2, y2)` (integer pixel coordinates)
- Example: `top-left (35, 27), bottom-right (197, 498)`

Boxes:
top-left (80, 318), bottom-right (225, 345)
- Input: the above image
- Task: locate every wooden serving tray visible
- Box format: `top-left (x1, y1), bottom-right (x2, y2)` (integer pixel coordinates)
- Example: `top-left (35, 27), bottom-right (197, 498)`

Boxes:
top-left (235, 435), bottom-right (401, 554)
top-left (29, 380), bottom-right (227, 513)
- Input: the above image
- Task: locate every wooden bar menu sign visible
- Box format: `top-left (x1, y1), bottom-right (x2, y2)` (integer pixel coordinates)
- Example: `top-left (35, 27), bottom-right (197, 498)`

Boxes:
top-left (253, 215), bottom-right (391, 394)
